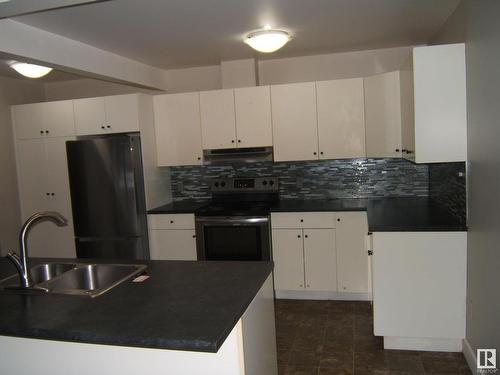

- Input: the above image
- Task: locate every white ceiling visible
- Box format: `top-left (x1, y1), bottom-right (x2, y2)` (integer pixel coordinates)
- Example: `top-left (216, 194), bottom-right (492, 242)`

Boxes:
top-left (0, 0), bottom-right (102, 19)
top-left (14, 0), bottom-right (460, 69)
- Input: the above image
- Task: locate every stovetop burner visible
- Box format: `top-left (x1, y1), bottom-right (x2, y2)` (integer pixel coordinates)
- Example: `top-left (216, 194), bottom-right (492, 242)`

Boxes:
top-left (195, 176), bottom-right (279, 217)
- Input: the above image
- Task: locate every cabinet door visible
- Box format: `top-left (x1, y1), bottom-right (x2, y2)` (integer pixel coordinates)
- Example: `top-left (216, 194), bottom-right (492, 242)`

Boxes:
top-left (74, 97), bottom-right (107, 135)
top-left (303, 229), bottom-right (337, 292)
top-left (336, 212), bottom-right (369, 293)
top-left (104, 94), bottom-right (140, 133)
top-left (413, 44), bottom-right (467, 163)
top-left (364, 72), bottom-right (402, 158)
top-left (271, 82), bottom-right (319, 161)
top-left (272, 229), bottom-right (305, 291)
top-left (154, 93), bottom-right (203, 166)
top-left (16, 139), bottom-right (50, 218)
top-left (149, 229), bottom-right (197, 260)
top-left (42, 100), bottom-right (76, 137)
top-left (200, 89), bottom-right (236, 149)
top-left (45, 137), bottom-right (75, 218)
top-left (399, 62), bottom-right (416, 162)
top-left (12, 103), bottom-right (45, 139)
top-left (234, 86), bottom-right (272, 148)
top-left (316, 78), bottom-right (366, 159)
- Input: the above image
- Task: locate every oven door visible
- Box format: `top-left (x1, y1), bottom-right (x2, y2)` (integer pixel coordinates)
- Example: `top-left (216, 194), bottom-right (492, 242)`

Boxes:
top-left (195, 216), bottom-right (271, 261)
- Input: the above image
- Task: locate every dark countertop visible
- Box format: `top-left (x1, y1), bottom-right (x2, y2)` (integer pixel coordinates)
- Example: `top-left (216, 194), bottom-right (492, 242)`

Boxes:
top-left (147, 200), bottom-right (209, 214)
top-left (148, 197), bottom-right (466, 231)
top-left (272, 197), bottom-right (467, 231)
top-left (0, 259), bottom-right (273, 353)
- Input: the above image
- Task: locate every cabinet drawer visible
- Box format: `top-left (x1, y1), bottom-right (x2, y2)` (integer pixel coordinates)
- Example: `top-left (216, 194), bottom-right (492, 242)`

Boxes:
top-left (148, 214), bottom-right (195, 229)
top-left (271, 212), bottom-right (336, 229)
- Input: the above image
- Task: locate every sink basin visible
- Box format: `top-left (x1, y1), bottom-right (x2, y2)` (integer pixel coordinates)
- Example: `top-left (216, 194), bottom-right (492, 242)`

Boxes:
top-left (46, 264), bottom-right (147, 297)
top-left (0, 262), bottom-right (76, 288)
top-left (0, 262), bottom-right (147, 297)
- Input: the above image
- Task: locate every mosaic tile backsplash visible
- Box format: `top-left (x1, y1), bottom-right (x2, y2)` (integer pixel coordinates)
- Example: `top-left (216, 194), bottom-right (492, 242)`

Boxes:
top-left (429, 162), bottom-right (467, 224)
top-left (170, 158), bottom-right (429, 201)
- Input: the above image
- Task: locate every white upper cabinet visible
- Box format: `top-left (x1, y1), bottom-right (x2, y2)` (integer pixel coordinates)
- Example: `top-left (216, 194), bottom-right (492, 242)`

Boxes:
top-left (104, 94), bottom-right (141, 133)
top-left (364, 71), bottom-right (402, 158)
top-left (74, 94), bottom-right (140, 135)
top-left (271, 82), bottom-right (319, 162)
top-left (12, 100), bottom-right (75, 139)
top-left (402, 43), bottom-right (467, 163)
top-left (316, 78), bottom-right (366, 159)
top-left (154, 92), bottom-right (203, 166)
top-left (234, 86), bottom-right (273, 148)
top-left (73, 97), bottom-right (107, 135)
top-left (199, 89), bottom-right (237, 149)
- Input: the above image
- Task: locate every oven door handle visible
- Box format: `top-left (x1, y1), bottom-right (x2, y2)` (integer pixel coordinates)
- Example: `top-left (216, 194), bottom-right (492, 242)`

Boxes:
top-left (195, 216), bottom-right (269, 225)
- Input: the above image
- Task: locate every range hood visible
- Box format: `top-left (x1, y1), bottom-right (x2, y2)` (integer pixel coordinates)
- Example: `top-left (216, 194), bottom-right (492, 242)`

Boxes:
top-left (203, 147), bottom-right (273, 165)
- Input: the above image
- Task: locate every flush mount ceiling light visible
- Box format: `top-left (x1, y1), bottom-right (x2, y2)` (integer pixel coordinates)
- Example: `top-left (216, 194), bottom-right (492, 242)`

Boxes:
top-left (10, 62), bottom-right (53, 78)
top-left (244, 29), bottom-right (291, 53)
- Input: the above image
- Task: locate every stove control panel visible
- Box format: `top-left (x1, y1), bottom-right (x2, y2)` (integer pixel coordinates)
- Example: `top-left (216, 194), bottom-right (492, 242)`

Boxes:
top-left (210, 177), bottom-right (279, 193)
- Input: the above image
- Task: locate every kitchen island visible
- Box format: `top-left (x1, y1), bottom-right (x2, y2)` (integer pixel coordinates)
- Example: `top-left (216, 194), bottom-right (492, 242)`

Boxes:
top-left (0, 259), bottom-right (276, 375)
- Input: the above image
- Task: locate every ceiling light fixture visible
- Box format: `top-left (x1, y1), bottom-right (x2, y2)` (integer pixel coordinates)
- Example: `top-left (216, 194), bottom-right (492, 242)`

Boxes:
top-left (10, 62), bottom-right (53, 78)
top-left (244, 29), bottom-right (291, 53)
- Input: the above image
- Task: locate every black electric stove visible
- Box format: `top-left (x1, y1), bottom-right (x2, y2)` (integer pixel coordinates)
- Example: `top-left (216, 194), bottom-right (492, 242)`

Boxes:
top-left (194, 177), bottom-right (278, 261)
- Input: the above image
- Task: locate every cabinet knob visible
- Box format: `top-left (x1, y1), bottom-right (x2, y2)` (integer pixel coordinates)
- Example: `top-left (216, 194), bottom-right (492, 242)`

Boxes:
top-left (297, 235), bottom-right (301, 238)
top-left (40, 130), bottom-right (44, 134)
top-left (170, 220), bottom-right (174, 224)
top-left (107, 125), bottom-right (111, 129)
top-left (313, 152), bottom-right (317, 155)
top-left (368, 250), bottom-right (373, 256)
top-left (46, 192), bottom-right (50, 196)
top-left (231, 140), bottom-right (235, 143)
top-left (300, 219), bottom-right (304, 223)
top-left (402, 149), bottom-right (407, 153)
top-left (45, 130), bottom-right (49, 134)
top-left (101, 126), bottom-right (106, 129)
top-left (337, 218), bottom-right (340, 222)
top-left (305, 234), bottom-right (308, 238)
top-left (51, 193), bottom-right (55, 196)
top-left (299, 284), bottom-right (303, 287)
top-left (306, 284), bottom-right (310, 288)
top-left (395, 148), bottom-right (400, 152)
top-left (320, 151), bottom-right (324, 155)
top-left (192, 235), bottom-right (196, 238)
top-left (197, 157), bottom-right (201, 160)
top-left (237, 140), bottom-right (241, 143)
top-left (406, 150), bottom-right (413, 154)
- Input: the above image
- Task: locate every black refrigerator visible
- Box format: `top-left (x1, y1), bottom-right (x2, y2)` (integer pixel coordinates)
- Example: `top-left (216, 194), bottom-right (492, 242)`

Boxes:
top-left (66, 133), bottom-right (149, 260)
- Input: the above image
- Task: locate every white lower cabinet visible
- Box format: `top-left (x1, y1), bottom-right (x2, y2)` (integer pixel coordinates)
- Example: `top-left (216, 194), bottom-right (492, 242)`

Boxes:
top-left (336, 212), bottom-right (369, 293)
top-left (148, 214), bottom-right (197, 260)
top-left (372, 231), bottom-right (467, 351)
top-left (271, 211), bottom-right (368, 300)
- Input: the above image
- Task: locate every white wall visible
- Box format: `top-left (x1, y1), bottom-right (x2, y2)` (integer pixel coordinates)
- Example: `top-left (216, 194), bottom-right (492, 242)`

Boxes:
top-left (258, 46), bottom-right (413, 85)
top-left (44, 78), bottom-right (160, 101)
top-left (43, 46), bottom-right (414, 100)
top-left (0, 77), bottom-right (46, 255)
top-left (433, 0), bottom-right (500, 358)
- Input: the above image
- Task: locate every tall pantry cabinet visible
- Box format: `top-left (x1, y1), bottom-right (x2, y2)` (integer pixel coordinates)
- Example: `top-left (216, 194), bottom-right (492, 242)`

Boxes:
top-left (11, 100), bottom-right (76, 258)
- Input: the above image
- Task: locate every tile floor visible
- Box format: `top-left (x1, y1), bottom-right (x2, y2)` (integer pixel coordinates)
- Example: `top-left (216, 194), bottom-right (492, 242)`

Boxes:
top-left (274, 299), bottom-right (472, 375)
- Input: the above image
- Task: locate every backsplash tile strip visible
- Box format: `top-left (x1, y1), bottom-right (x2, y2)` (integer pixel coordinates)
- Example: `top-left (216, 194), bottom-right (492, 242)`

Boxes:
top-left (429, 162), bottom-right (467, 225)
top-left (170, 158), bottom-right (429, 201)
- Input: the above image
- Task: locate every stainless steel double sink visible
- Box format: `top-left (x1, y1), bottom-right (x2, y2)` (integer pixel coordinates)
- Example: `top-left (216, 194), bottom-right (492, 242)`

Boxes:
top-left (0, 262), bottom-right (147, 297)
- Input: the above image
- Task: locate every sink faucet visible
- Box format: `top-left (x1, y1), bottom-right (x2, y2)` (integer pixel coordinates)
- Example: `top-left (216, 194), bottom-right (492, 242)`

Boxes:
top-left (6, 211), bottom-right (68, 288)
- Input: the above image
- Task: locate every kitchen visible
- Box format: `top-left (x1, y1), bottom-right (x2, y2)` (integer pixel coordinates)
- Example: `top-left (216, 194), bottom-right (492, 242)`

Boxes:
top-left (0, 1), bottom-right (498, 374)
